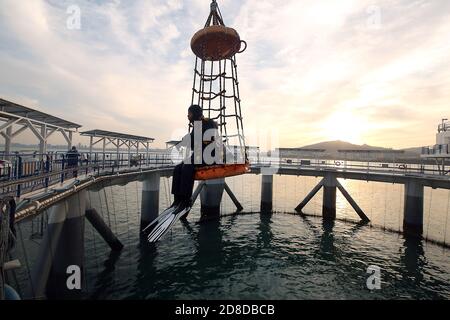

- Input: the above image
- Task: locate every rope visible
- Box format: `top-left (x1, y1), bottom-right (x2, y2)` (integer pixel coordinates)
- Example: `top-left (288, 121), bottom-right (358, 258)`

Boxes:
top-left (398, 184), bottom-right (402, 232)
top-left (294, 175), bottom-right (297, 213)
top-left (16, 222), bottom-right (35, 299)
top-left (0, 200), bottom-right (10, 299)
top-left (108, 182), bottom-right (118, 235)
top-left (8, 252), bottom-right (22, 298)
top-left (250, 173), bottom-right (253, 211)
top-left (87, 190), bottom-right (99, 289)
top-left (164, 177), bottom-right (170, 207)
top-left (208, 61), bottom-right (214, 119)
top-left (383, 183), bottom-right (388, 230)
top-left (123, 183), bottom-right (131, 264)
top-left (102, 185), bottom-right (112, 229)
top-left (76, 191), bottom-right (88, 294)
top-left (443, 191), bottom-right (450, 245)
top-left (425, 188), bottom-right (433, 240)
top-left (136, 181), bottom-right (140, 216)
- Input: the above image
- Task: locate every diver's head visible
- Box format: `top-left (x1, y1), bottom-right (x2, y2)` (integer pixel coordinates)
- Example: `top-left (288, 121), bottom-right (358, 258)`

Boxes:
top-left (188, 105), bottom-right (203, 123)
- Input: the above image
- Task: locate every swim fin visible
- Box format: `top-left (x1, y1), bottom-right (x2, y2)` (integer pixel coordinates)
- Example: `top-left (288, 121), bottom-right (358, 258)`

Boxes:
top-left (147, 205), bottom-right (191, 243)
top-left (142, 205), bottom-right (178, 234)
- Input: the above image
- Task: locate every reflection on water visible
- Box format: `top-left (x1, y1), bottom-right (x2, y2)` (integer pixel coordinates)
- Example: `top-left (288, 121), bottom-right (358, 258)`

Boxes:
top-left (80, 213), bottom-right (450, 300)
top-left (10, 174), bottom-right (450, 300)
top-left (401, 238), bottom-right (425, 286)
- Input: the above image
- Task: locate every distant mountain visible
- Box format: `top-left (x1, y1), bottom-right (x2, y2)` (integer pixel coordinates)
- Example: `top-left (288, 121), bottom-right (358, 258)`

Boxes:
top-left (282, 140), bottom-right (427, 162)
top-left (400, 147), bottom-right (423, 155)
top-left (299, 140), bottom-right (393, 153)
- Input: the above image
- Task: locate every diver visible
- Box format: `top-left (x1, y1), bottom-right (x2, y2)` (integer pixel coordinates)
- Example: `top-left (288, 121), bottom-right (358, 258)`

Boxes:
top-left (170, 104), bottom-right (219, 218)
top-left (143, 105), bottom-right (219, 242)
top-left (66, 146), bottom-right (80, 178)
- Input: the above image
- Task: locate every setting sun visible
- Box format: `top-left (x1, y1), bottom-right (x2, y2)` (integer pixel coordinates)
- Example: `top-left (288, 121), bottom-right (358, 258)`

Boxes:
top-left (321, 111), bottom-right (368, 144)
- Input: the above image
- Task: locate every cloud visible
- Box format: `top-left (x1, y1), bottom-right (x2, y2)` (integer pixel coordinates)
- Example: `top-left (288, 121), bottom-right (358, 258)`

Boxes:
top-left (1, 0), bottom-right (449, 149)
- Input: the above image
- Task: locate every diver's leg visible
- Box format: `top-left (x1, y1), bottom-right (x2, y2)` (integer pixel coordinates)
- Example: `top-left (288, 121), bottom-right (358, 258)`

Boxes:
top-left (180, 163), bottom-right (195, 202)
top-left (171, 163), bottom-right (183, 207)
top-left (172, 163), bottom-right (195, 221)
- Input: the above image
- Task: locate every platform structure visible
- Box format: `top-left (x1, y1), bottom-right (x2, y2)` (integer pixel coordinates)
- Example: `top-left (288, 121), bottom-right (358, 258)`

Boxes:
top-left (80, 129), bottom-right (155, 168)
top-left (0, 98), bottom-right (81, 159)
top-left (421, 118), bottom-right (450, 175)
top-left (190, 1), bottom-right (248, 165)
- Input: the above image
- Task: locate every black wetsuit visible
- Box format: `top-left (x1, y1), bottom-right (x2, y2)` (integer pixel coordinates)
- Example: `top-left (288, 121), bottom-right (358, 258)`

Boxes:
top-left (66, 149), bottom-right (80, 178)
top-left (171, 118), bottom-right (218, 202)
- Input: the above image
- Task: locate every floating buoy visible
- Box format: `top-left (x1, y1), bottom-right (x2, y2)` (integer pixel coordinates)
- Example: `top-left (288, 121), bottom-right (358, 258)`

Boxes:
top-left (194, 163), bottom-right (250, 180)
top-left (191, 25), bottom-right (246, 61)
top-left (189, 1), bottom-right (250, 181)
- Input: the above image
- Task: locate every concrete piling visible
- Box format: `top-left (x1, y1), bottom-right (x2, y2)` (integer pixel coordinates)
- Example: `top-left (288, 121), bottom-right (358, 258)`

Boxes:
top-left (46, 190), bottom-right (86, 299)
top-left (403, 179), bottom-right (424, 237)
top-left (200, 178), bottom-right (225, 219)
top-left (260, 174), bottom-right (273, 213)
top-left (322, 172), bottom-right (337, 220)
top-left (140, 172), bottom-right (160, 228)
top-left (30, 201), bottom-right (67, 299)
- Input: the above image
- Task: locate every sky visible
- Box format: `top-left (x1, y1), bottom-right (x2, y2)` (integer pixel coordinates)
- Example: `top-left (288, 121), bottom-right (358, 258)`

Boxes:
top-left (0, 0), bottom-right (449, 149)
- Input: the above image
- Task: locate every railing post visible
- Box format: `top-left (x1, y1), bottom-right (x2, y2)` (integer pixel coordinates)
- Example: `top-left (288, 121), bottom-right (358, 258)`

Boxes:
top-left (44, 155), bottom-right (50, 188)
top-left (85, 153), bottom-right (89, 176)
top-left (12, 154), bottom-right (17, 181)
top-left (16, 156), bottom-right (22, 198)
top-left (95, 153), bottom-right (98, 175)
top-left (60, 155), bottom-right (65, 184)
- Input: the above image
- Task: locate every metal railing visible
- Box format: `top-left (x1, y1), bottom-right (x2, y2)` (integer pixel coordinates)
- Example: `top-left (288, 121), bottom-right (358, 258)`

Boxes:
top-left (0, 151), bottom-right (175, 197)
top-left (254, 156), bottom-right (449, 177)
top-left (1, 151), bottom-right (449, 199)
top-left (422, 144), bottom-right (450, 156)
top-left (438, 121), bottom-right (450, 133)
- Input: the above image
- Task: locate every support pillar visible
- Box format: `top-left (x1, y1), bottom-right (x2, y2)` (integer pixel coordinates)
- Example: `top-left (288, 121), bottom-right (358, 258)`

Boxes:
top-left (322, 172), bottom-right (336, 220)
top-left (68, 131), bottom-right (73, 150)
top-left (85, 205), bottom-right (123, 251)
top-left (46, 190), bottom-right (86, 299)
top-left (403, 179), bottom-right (424, 237)
top-left (89, 136), bottom-right (93, 166)
top-left (39, 124), bottom-right (47, 160)
top-left (191, 181), bottom-right (205, 205)
top-left (4, 126), bottom-right (12, 160)
top-left (200, 178), bottom-right (225, 219)
top-left (336, 179), bottom-right (370, 223)
top-left (29, 201), bottom-right (66, 299)
top-left (224, 182), bottom-right (243, 212)
top-left (295, 178), bottom-right (324, 213)
top-left (140, 173), bottom-right (160, 228)
top-left (260, 174), bottom-right (273, 213)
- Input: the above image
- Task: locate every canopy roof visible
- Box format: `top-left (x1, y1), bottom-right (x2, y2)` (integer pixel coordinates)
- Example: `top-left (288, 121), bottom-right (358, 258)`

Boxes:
top-left (81, 129), bottom-right (154, 142)
top-left (0, 98), bottom-right (81, 129)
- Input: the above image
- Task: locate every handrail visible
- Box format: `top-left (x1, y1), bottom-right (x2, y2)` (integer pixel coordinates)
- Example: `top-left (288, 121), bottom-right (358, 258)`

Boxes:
top-left (0, 197), bottom-right (15, 300)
